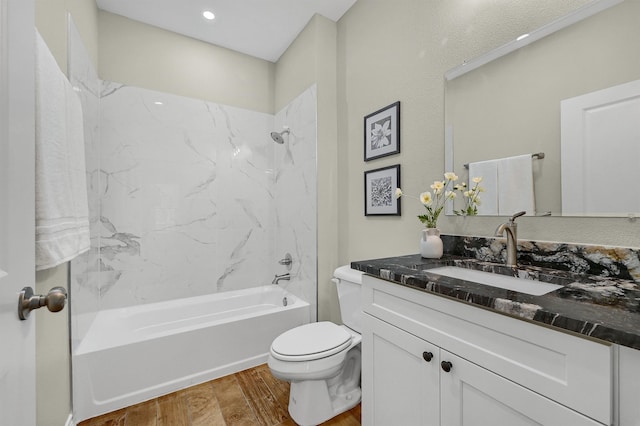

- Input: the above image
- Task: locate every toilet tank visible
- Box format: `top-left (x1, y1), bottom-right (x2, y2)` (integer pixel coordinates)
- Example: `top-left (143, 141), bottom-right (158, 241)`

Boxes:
top-left (333, 265), bottom-right (364, 333)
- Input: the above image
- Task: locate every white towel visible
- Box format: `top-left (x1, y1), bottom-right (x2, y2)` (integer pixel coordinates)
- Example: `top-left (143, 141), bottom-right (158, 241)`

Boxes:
top-left (468, 160), bottom-right (498, 215)
top-left (35, 31), bottom-right (90, 270)
top-left (498, 154), bottom-right (536, 216)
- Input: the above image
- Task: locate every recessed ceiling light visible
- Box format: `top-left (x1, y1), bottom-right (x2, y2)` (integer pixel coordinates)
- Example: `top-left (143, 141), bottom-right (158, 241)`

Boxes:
top-left (516, 33), bottom-right (530, 41)
top-left (154, 101), bottom-right (164, 106)
top-left (202, 10), bottom-right (215, 20)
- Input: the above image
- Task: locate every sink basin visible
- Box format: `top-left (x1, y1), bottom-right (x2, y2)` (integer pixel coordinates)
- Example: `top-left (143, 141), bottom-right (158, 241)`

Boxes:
top-left (427, 266), bottom-right (563, 296)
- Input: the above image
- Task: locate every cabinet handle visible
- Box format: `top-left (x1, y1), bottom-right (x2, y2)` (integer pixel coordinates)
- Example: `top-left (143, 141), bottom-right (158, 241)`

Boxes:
top-left (422, 351), bottom-right (433, 362)
top-left (441, 361), bottom-right (453, 373)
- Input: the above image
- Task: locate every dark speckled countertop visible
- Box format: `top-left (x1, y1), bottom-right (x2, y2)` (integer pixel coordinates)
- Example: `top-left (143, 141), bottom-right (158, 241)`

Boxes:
top-left (351, 253), bottom-right (640, 350)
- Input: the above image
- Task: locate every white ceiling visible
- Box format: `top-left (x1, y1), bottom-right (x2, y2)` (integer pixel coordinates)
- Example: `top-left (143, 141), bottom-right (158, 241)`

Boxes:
top-left (96, 0), bottom-right (357, 62)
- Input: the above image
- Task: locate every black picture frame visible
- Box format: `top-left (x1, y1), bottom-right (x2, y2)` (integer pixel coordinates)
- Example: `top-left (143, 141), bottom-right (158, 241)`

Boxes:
top-left (364, 164), bottom-right (401, 216)
top-left (364, 101), bottom-right (400, 161)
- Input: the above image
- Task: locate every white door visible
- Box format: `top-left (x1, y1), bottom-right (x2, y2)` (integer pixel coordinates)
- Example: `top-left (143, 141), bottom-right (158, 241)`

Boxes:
top-left (362, 315), bottom-right (439, 426)
top-left (561, 79), bottom-right (640, 216)
top-left (0, 0), bottom-right (36, 425)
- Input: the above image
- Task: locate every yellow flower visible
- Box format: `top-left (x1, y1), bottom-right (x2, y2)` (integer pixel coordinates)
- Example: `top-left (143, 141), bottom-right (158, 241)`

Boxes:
top-left (444, 172), bottom-right (459, 181)
top-left (395, 188), bottom-right (403, 199)
top-left (430, 181), bottom-right (444, 195)
top-left (419, 191), bottom-right (432, 206)
top-left (453, 174), bottom-right (483, 217)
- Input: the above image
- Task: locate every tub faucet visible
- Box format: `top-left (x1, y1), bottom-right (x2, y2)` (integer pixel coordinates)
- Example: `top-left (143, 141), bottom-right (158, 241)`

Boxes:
top-left (494, 211), bottom-right (526, 267)
top-left (272, 273), bottom-right (290, 285)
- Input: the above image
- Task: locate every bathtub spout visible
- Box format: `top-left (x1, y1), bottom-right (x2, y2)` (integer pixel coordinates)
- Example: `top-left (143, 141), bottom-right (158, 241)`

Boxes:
top-left (272, 273), bottom-right (290, 285)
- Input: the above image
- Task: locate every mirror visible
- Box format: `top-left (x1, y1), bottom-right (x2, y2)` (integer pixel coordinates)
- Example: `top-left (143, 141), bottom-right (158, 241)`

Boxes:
top-left (445, 0), bottom-right (640, 217)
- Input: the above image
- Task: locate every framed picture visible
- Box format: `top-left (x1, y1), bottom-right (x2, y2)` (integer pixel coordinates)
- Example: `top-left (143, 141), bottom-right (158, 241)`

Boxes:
top-left (364, 101), bottom-right (400, 161)
top-left (364, 164), bottom-right (401, 216)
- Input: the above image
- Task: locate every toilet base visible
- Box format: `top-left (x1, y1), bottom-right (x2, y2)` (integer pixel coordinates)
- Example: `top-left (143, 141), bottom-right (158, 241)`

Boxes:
top-left (287, 346), bottom-right (361, 426)
top-left (289, 380), bottom-right (361, 426)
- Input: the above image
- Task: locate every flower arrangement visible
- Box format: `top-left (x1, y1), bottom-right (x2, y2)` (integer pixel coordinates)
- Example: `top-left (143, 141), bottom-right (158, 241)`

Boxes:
top-left (396, 173), bottom-right (482, 228)
top-left (453, 177), bottom-right (483, 217)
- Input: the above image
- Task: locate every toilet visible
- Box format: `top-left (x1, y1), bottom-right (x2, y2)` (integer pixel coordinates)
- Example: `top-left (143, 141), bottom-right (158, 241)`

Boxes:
top-left (268, 265), bottom-right (364, 426)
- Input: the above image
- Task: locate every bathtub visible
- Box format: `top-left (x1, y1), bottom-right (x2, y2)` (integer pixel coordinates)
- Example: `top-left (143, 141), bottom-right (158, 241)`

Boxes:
top-left (72, 286), bottom-right (310, 422)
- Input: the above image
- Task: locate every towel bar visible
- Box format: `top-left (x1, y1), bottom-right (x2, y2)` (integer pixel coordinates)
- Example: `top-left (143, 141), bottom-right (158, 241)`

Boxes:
top-left (464, 152), bottom-right (544, 169)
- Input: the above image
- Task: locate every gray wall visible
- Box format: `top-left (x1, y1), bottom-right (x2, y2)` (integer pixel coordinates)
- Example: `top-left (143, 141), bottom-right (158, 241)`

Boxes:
top-left (98, 10), bottom-right (275, 114)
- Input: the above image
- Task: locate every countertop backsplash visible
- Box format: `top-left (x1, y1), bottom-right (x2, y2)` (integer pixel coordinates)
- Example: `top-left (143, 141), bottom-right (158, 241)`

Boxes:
top-left (441, 234), bottom-right (640, 283)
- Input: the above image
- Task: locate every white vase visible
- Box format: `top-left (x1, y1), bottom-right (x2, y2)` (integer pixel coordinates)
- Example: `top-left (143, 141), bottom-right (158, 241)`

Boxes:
top-left (420, 228), bottom-right (443, 259)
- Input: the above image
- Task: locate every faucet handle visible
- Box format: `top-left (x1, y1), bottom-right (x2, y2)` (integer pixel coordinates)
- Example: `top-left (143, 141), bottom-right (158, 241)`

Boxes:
top-left (510, 211), bottom-right (526, 222)
top-left (278, 253), bottom-right (292, 271)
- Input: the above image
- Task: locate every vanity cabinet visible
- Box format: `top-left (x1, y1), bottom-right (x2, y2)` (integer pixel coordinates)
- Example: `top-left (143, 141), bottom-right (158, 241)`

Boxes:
top-left (364, 315), bottom-right (603, 425)
top-left (361, 275), bottom-right (613, 426)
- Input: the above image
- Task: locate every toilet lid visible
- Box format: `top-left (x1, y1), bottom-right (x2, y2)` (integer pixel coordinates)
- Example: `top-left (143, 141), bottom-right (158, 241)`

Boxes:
top-left (271, 322), bottom-right (352, 361)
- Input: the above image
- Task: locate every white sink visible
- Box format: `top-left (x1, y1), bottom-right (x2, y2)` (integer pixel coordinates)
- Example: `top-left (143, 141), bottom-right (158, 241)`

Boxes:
top-left (427, 266), bottom-right (563, 296)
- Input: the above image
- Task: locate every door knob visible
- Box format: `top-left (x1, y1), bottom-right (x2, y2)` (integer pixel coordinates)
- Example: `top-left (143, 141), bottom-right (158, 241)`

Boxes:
top-left (422, 351), bottom-right (433, 362)
top-left (18, 286), bottom-right (67, 320)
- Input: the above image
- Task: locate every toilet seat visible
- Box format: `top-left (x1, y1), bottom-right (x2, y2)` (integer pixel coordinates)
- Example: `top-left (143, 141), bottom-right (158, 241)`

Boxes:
top-left (271, 322), bottom-right (352, 362)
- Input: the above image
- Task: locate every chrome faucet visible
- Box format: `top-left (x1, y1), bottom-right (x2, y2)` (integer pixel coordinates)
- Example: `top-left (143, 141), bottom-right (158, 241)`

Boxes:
top-left (272, 273), bottom-right (290, 285)
top-left (494, 211), bottom-right (526, 267)
top-left (278, 253), bottom-right (292, 270)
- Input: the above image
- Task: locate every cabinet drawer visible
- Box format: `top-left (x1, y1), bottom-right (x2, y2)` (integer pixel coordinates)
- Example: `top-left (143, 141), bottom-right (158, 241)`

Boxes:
top-left (363, 275), bottom-right (612, 425)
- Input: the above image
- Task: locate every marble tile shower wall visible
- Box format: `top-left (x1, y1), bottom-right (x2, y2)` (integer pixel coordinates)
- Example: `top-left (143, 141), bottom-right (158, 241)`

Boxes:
top-left (98, 83), bottom-right (277, 309)
top-left (274, 85), bottom-right (318, 321)
top-left (68, 20), bottom-right (318, 341)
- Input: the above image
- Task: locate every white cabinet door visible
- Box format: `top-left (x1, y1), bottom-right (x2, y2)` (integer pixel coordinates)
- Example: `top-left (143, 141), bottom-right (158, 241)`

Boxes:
top-left (440, 351), bottom-right (603, 426)
top-left (362, 314), bottom-right (440, 426)
top-left (0, 0), bottom-right (36, 424)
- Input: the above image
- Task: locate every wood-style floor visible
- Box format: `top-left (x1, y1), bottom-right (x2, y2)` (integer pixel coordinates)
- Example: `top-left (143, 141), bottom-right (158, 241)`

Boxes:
top-left (78, 363), bottom-right (361, 426)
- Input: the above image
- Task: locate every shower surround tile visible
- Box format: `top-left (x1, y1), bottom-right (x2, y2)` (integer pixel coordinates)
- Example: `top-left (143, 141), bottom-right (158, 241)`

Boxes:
top-left (96, 83), bottom-right (317, 315)
top-left (99, 83), bottom-right (277, 308)
top-left (274, 85), bottom-right (318, 321)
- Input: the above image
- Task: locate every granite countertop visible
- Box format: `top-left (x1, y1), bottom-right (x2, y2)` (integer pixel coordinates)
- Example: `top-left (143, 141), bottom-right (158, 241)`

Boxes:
top-left (351, 254), bottom-right (640, 350)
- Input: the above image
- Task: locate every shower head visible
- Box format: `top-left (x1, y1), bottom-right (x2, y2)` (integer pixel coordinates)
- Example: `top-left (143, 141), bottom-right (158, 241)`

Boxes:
top-left (270, 128), bottom-right (290, 144)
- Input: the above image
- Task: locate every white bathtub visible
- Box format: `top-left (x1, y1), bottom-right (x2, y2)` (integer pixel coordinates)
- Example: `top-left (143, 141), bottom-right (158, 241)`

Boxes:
top-left (72, 286), bottom-right (310, 422)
